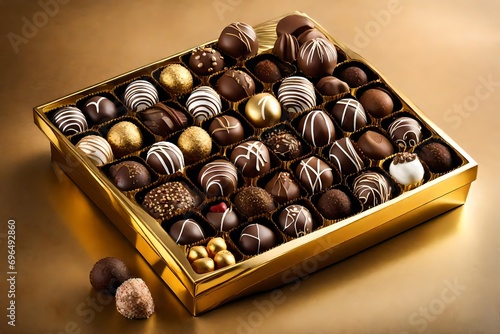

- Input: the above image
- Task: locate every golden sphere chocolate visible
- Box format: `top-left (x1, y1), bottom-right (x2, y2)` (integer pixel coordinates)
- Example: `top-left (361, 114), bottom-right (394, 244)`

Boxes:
top-left (213, 250), bottom-right (236, 269)
top-left (245, 93), bottom-right (281, 128)
top-left (206, 237), bottom-right (227, 257)
top-left (159, 64), bottom-right (193, 95)
top-left (177, 126), bottom-right (212, 165)
top-left (106, 121), bottom-right (143, 158)
top-left (187, 246), bottom-right (209, 263)
top-left (191, 257), bottom-right (215, 274)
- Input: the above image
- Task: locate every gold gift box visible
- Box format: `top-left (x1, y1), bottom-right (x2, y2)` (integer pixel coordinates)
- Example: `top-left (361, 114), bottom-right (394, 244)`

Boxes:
top-left (33, 12), bottom-right (477, 315)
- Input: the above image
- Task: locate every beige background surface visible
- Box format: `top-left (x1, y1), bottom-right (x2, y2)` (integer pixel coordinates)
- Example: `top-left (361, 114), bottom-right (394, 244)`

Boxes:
top-left (1, 0), bottom-right (499, 333)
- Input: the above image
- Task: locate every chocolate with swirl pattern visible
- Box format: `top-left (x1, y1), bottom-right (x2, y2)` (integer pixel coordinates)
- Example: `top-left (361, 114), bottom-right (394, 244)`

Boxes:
top-left (217, 22), bottom-right (258, 59)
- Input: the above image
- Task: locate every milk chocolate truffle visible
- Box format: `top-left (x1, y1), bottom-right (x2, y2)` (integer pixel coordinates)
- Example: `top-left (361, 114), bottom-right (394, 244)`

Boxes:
top-left (52, 106), bottom-right (88, 136)
top-left (297, 38), bottom-right (338, 78)
top-left (338, 66), bottom-right (369, 88)
top-left (189, 46), bottom-right (225, 75)
top-left (217, 69), bottom-right (255, 102)
top-left (279, 205), bottom-right (314, 237)
top-left (328, 137), bottom-right (365, 176)
top-left (253, 59), bottom-right (282, 83)
top-left (142, 182), bottom-right (195, 219)
top-left (124, 80), bottom-right (159, 112)
top-left (264, 171), bottom-right (301, 204)
top-left (239, 223), bottom-right (277, 255)
top-left (231, 140), bottom-right (271, 178)
top-left (206, 202), bottom-right (239, 232)
top-left (146, 141), bottom-right (185, 175)
top-left (353, 171), bottom-right (392, 207)
top-left (356, 130), bottom-right (394, 160)
top-left (263, 130), bottom-right (303, 160)
top-left (330, 98), bottom-right (368, 132)
top-left (169, 219), bottom-right (205, 245)
top-left (389, 152), bottom-right (425, 186)
top-left (217, 22), bottom-right (258, 59)
top-left (83, 96), bottom-right (118, 124)
top-left (177, 126), bottom-right (212, 164)
top-left (89, 257), bottom-right (131, 295)
top-left (76, 135), bottom-right (114, 166)
top-left (186, 86), bottom-right (222, 123)
top-left (245, 93), bottom-right (282, 128)
top-left (138, 103), bottom-right (188, 137)
top-left (276, 14), bottom-right (315, 37)
top-left (417, 142), bottom-right (453, 173)
top-left (317, 189), bottom-right (353, 220)
top-left (233, 187), bottom-right (276, 217)
top-left (159, 64), bottom-right (193, 95)
top-left (208, 115), bottom-right (244, 146)
top-left (316, 76), bottom-right (349, 96)
top-left (198, 160), bottom-right (238, 197)
top-left (109, 160), bottom-right (151, 191)
top-left (106, 121), bottom-right (144, 158)
top-left (297, 28), bottom-right (327, 45)
top-left (295, 156), bottom-right (334, 194)
top-left (273, 33), bottom-right (299, 63)
top-left (115, 278), bottom-right (155, 319)
top-left (298, 110), bottom-right (336, 147)
top-left (359, 88), bottom-right (394, 118)
top-left (277, 76), bottom-right (316, 113)
top-left (387, 117), bottom-right (423, 150)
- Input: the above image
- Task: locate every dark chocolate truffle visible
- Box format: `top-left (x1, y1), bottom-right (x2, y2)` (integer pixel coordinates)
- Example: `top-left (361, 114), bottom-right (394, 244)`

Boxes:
top-left (239, 223), bottom-right (277, 255)
top-left (253, 59), bottom-right (282, 83)
top-left (264, 171), bottom-right (301, 204)
top-left (106, 121), bottom-right (144, 158)
top-left (52, 106), bottom-right (88, 136)
top-left (198, 159), bottom-right (238, 197)
top-left (356, 130), bottom-right (394, 160)
top-left (264, 130), bottom-right (303, 160)
top-left (169, 219), bottom-right (205, 245)
top-left (328, 137), bottom-right (365, 176)
top-left (233, 187), bottom-right (276, 217)
top-left (137, 103), bottom-right (188, 137)
top-left (206, 203), bottom-right (239, 232)
top-left (159, 64), bottom-right (193, 95)
top-left (273, 33), bottom-right (299, 63)
top-left (124, 80), bottom-right (159, 112)
top-left (245, 93), bottom-right (282, 128)
top-left (359, 88), bottom-right (394, 118)
top-left (186, 86), bottom-right (222, 123)
top-left (217, 22), bottom-right (258, 59)
top-left (109, 160), bottom-right (151, 191)
top-left (316, 76), bottom-right (350, 96)
top-left (297, 38), bottom-right (338, 78)
top-left (298, 109), bottom-right (336, 147)
top-left (330, 98), bottom-right (368, 132)
top-left (177, 126), bottom-right (212, 165)
top-left (115, 278), bottom-right (155, 319)
top-left (208, 115), bottom-right (245, 146)
top-left (83, 96), bottom-right (118, 124)
top-left (297, 28), bottom-right (327, 45)
top-left (217, 69), bottom-right (255, 102)
top-left (230, 140), bottom-right (271, 178)
top-left (142, 182), bottom-right (195, 219)
top-left (76, 135), bottom-right (114, 166)
top-left (277, 76), bottom-right (316, 113)
top-left (276, 14), bottom-right (315, 37)
top-left (295, 156), bottom-right (334, 194)
top-left (278, 205), bottom-right (314, 237)
top-left (417, 142), bottom-right (454, 173)
top-left (337, 66), bottom-right (369, 88)
top-left (387, 117), bottom-right (423, 150)
top-left (89, 257), bottom-right (131, 295)
top-left (146, 141), bottom-right (185, 175)
top-left (189, 46), bottom-right (225, 75)
top-left (353, 171), bottom-right (392, 207)
top-left (317, 189), bottom-right (353, 220)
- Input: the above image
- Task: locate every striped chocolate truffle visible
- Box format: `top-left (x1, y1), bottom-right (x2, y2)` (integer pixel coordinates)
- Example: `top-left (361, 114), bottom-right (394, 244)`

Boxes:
top-left (298, 109), bottom-right (335, 147)
top-left (277, 76), bottom-right (316, 113)
top-left (186, 86), bottom-right (222, 123)
top-left (169, 219), bottom-right (205, 245)
top-left (295, 156), bottom-right (333, 194)
top-left (198, 159), bottom-right (238, 197)
top-left (52, 106), bottom-right (88, 136)
top-left (278, 204), bottom-right (313, 237)
top-left (328, 137), bottom-right (364, 175)
top-left (387, 117), bottom-right (422, 150)
top-left (330, 98), bottom-right (368, 132)
top-left (124, 80), bottom-right (159, 112)
top-left (230, 140), bottom-right (271, 178)
top-left (76, 135), bottom-right (114, 166)
top-left (146, 141), bottom-right (185, 175)
top-left (353, 171), bottom-right (391, 207)
top-left (297, 38), bottom-right (338, 78)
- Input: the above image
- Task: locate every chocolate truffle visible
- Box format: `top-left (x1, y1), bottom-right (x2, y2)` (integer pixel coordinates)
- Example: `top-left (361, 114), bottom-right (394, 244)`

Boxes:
top-left (52, 106), bottom-right (88, 136)
top-left (317, 189), bottom-right (353, 220)
top-left (253, 59), bottom-right (282, 83)
top-left (191, 257), bottom-right (215, 274)
top-left (359, 88), bottom-right (394, 118)
top-left (217, 69), bottom-right (255, 102)
top-left (279, 205), bottom-right (314, 237)
top-left (142, 182), bottom-right (195, 219)
top-left (297, 38), bottom-right (338, 78)
top-left (297, 28), bottom-right (327, 45)
top-left (109, 160), bottom-right (151, 191)
top-left (138, 103), bottom-right (188, 137)
top-left (89, 257), bottom-right (131, 295)
top-left (245, 93), bottom-right (282, 128)
top-left (337, 66), bottom-right (369, 88)
top-left (169, 219), bottom-right (205, 245)
top-left (230, 140), bottom-right (271, 178)
top-left (76, 135), bottom-right (114, 166)
top-left (417, 142), bottom-right (454, 173)
top-left (82, 96), bottom-right (118, 124)
top-left (295, 156), bottom-right (334, 194)
top-left (263, 130), bottom-right (303, 160)
top-left (187, 245), bottom-right (209, 263)
top-left (106, 121), bottom-right (144, 158)
top-left (277, 76), bottom-right (316, 113)
top-left (329, 137), bottom-right (365, 176)
top-left (217, 22), bottom-right (258, 59)
top-left (198, 160), bottom-right (238, 197)
top-left (353, 171), bottom-right (392, 207)
top-left (177, 126), bottom-right (212, 164)
top-left (239, 223), bottom-right (277, 255)
top-left (115, 278), bottom-right (155, 319)
top-left (159, 64), bottom-right (193, 95)
top-left (189, 46), bottom-right (225, 75)
top-left (208, 115), bottom-right (245, 146)
top-left (389, 152), bottom-right (425, 186)
top-left (146, 141), bottom-right (185, 175)
top-left (387, 117), bottom-right (423, 150)
top-left (186, 86), bottom-right (222, 123)
top-left (276, 14), bottom-right (315, 37)
top-left (264, 171), bottom-right (301, 204)
top-left (330, 98), bottom-right (368, 132)
top-left (233, 187), bottom-right (276, 217)
top-left (124, 80), bottom-right (159, 112)
top-left (273, 33), bottom-right (299, 63)
top-left (298, 109), bottom-right (336, 147)
top-left (316, 76), bottom-right (350, 96)
top-left (206, 202), bottom-right (239, 232)
top-left (213, 250), bottom-right (236, 269)
top-left (206, 237), bottom-right (227, 257)
top-left (356, 130), bottom-right (394, 160)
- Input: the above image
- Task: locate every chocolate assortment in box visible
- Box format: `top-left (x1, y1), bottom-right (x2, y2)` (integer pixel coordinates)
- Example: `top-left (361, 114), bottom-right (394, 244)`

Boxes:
top-left (34, 12), bottom-right (477, 315)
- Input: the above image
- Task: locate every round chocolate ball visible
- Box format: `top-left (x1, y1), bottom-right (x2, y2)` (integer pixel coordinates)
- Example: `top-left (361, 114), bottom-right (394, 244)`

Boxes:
top-left (186, 86), bottom-right (222, 123)
top-left (353, 171), bottom-right (392, 207)
top-left (208, 115), bottom-right (245, 146)
top-left (295, 156), bottom-right (334, 194)
top-left (277, 76), bottom-right (316, 113)
top-left (297, 38), bottom-right (338, 78)
top-left (264, 171), bottom-right (301, 204)
top-left (106, 121), bottom-right (144, 158)
top-left (233, 187), bottom-right (276, 217)
top-left (387, 117), bottom-right (423, 150)
top-left (146, 141), bottom-right (185, 175)
top-left (273, 33), bottom-right (299, 63)
top-left (359, 88), bottom-right (394, 118)
top-left (330, 98), bottom-right (368, 132)
top-left (142, 182), bottom-right (195, 219)
top-left (337, 66), bottom-right (369, 88)
top-left (124, 80), bottom-right (159, 112)
top-left (356, 130), bottom-right (394, 160)
top-left (206, 202), bottom-right (239, 232)
top-left (217, 69), bottom-right (255, 102)
top-left (253, 59), bottom-right (282, 83)
top-left (189, 46), bottom-right (225, 76)
top-left (89, 257), bottom-right (131, 295)
top-left (217, 22), bottom-right (258, 59)
top-left (169, 219), bottom-right (205, 245)
top-left (298, 109), bottom-right (336, 147)
top-left (263, 130), bottom-right (303, 160)
top-left (83, 96), bottom-right (118, 124)
top-left (278, 205), bottom-right (314, 237)
top-left (177, 126), bottom-right (212, 165)
top-left (328, 137), bottom-right (365, 176)
top-left (206, 237), bottom-right (227, 258)
top-left (213, 250), bottom-right (236, 269)
top-left (76, 135), bottom-right (114, 166)
top-left (187, 245), bottom-right (208, 263)
top-left (52, 106), bottom-right (88, 136)
top-left (245, 93), bottom-right (282, 128)
top-left (191, 257), bottom-right (215, 274)
top-left (276, 14), bottom-right (315, 37)
top-left (109, 160), bottom-right (151, 191)
top-left (115, 278), bottom-right (155, 319)
top-left (417, 142), bottom-right (453, 173)
top-left (198, 159), bottom-right (238, 197)
top-left (159, 64), bottom-right (193, 95)
top-left (231, 140), bottom-right (271, 178)
top-left (389, 152), bottom-right (425, 186)
top-left (317, 189), bottom-right (353, 220)
top-left (239, 223), bottom-right (277, 255)
top-left (297, 28), bottom-right (327, 45)
top-left (316, 76), bottom-right (350, 96)
top-left (137, 103), bottom-right (188, 137)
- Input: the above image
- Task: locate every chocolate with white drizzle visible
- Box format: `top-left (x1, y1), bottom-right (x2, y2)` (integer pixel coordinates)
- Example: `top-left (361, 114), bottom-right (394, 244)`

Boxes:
top-left (123, 80), bottom-right (159, 112)
top-left (146, 141), bottom-right (185, 175)
top-left (330, 98), bottom-right (368, 132)
top-left (198, 159), bottom-right (238, 197)
top-left (76, 135), bottom-right (113, 167)
top-left (206, 203), bottom-right (239, 232)
top-left (52, 106), bottom-right (88, 136)
top-left (277, 76), bottom-right (316, 113)
top-left (387, 117), bottom-right (422, 150)
top-left (186, 86), bottom-right (222, 123)
top-left (208, 115), bottom-right (244, 146)
top-left (353, 171), bottom-right (391, 207)
top-left (230, 140), bottom-right (271, 178)
top-left (298, 109), bottom-right (336, 147)
top-left (217, 22), bottom-right (259, 59)
top-left (295, 156), bottom-right (334, 194)
top-left (328, 137), bottom-right (365, 175)
top-left (278, 204), bottom-right (313, 237)
top-left (83, 96), bottom-right (118, 124)
top-left (169, 219), bottom-right (205, 245)
top-left (297, 38), bottom-right (338, 78)
top-left (239, 223), bottom-right (277, 255)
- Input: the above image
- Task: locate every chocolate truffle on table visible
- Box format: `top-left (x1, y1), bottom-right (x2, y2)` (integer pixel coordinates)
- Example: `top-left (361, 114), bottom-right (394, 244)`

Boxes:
top-left (273, 33), bottom-right (299, 63)
top-left (330, 98), bottom-right (368, 132)
top-left (298, 109), bottom-right (336, 147)
top-left (159, 64), bottom-right (193, 95)
top-left (239, 223), bottom-right (277, 255)
top-left (279, 205), bottom-right (314, 237)
top-left (253, 59), bottom-right (282, 83)
top-left (142, 182), bottom-right (195, 219)
top-left (316, 76), bottom-right (349, 96)
top-left (245, 93), bottom-right (281, 128)
top-left (353, 171), bottom-right (392, 207)
top-left (297, 29), bottom-right (327, 45)
top-left (115, 278), bottom-right (155, 319)
top-left (177, 126), bottom-right (212, 165)
top-left (89, 257), bottom-right (131, 295)
top-left (297, 38), bottom-right (338, 78)
top-left (337, 66), bottom-right (369, 88)
top-left (76, 135), bottom-right (114, 166)
top-left (186, 86), bottom-right (222, 123)
top-left (417, 142), bottom-right (454, 173)
top-left (233, 187), bottom-right (276, 217)
top-left (82, 96), bottom-right (118, 124)
top-left (387, 117), bottom-right (423, 150)
top-left (138, 103), bottom-right (188, 137)
top-left (317, 189), bottom-right (353, 220)
top-left (169, 219), bottom-right (205, 245)
top-left (217, 69), bottom-right (255, 102)
top-left (208, 115), bottom-right (244, 146)
top-left (106, 121), bottom-right (144, 158)
top-left (52, 106), bottom-right (88, 136)
top-left (263, 130), bottom-right (303, 160)
top-left (198, 159), bottom-right (238, 197)
top-left (328, 137), bottom-right (365, 176)
top-left (389, 152), bottom-right (425, 186)
top-left (295, 156), bottom-right (334, 194)
top-left (276, 14), bottom-right (315, 37)
top-left (356, 130), bottom-right (394, 160)
top-left (146, 141), bottom-right (185, 175)
top-left (206, 202), bottom-right (239, 232)
top-left (358, 88), bottom-right (394, 118)
top-left (217, 22), bottom-right (258, 59)
top-left (230, 140), bottom-right (271, 178)
top-left (124, 80), bottom-right (159, 112)
top-left (189, 46), bottom-right (225, 76)
top-left (277, 76), bottom-right (316, 113)
top-left (264, 171), bottom-right (301, 204)
top-left (109, 161), bottom-right (151, 191)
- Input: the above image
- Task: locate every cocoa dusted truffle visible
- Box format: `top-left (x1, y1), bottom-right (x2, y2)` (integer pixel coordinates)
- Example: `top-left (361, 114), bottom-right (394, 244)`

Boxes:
top-left (239, 223), bottom-right (277, 255)
top-left (198, 159), bottom-right (238, 197)
top-left (387, 117), bottom-right (423, 150)
top-left (273, 33), bottom-right (299, 63)
top-left (245, 93), bottom-right (282, 128)
top-left (264, 171), bottom-right (301, 204)
top-left (328, 137), bottom-right (365, 176)
top-left (124, 80), bottom-right (159, 112)
top-left (76, 135), bottom-right (114, 166)
top-left (109, 160), bottom-right (151, 191)
top-left (159, 64), bottom-right (193, 95)
top-left (208, 115), bottom-right (245, 146)
top-left (359, 88), bottom-right (394, 118)
top-left (89, 257), bottom-right (131, 295)
top-left (317, 189), bottom-right (353, 220)
top-left (82, 96), bottom-right (118, 124)
top-left (316, 76), bottom-right (349, 96)
top-left (142, 182), bottom-right (195, 219)
top-left (263, 130), bottom-right (303, 160)
top-left (295, 156), bottom-right (334, 194)
top-left (330, 98), bottom-right (368, 132)
top-left (417, 142), bottom-right (454, 173)
top-left (253, 59), bottom-right (282, 83)
top-left (106, 121), bottom-right (144, 158)
top-left (353, 171), bottom-right (392, 207)
top-left (169, 219), bottom-right (205, 245)
top-left (177, 126), bottom-right (212, 165)
top-left (276, 14), bottom-right (315, 37)
top-left (52, 106), bottom-right (88, 136)
top-left (137, 103), bottom-right (188, 137)
top-left (230, 140), bottom-right (271, 178)
top-left (189, 46), bottom-right (225, 75)
top-left (233, 187), bottom-right (276, 217)
top-left (356, 130), bottom-right (394, 160)
top-left (115, 278), bottom-right (155, 319)
top-left (146, 141), bottom-right (185, 175)
top-left (206, 202), bottom-right (239, 232)
top-left (278, 205), bottom-right (314, 237)
top-left (186, 86), bottom-right (222, 123)
top-left (337, 66), bottom-right (369, 88)
top-left (217, 69), bottom-right (255, 102)
top-left (277, 76), bottom-right (316, 113)
top-left (389, 152), bottom-right (425, 186)
top-left (217, 22), bottom-right (258, 59)
top-left (297, 38), bottom-right (338, 78)
top-left (298, 109), bottom-right (336, 147)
